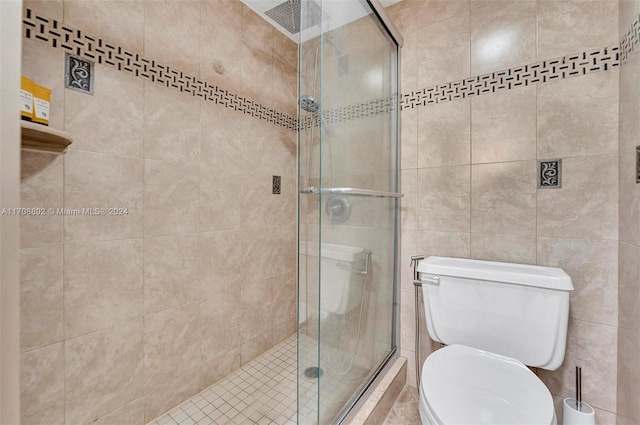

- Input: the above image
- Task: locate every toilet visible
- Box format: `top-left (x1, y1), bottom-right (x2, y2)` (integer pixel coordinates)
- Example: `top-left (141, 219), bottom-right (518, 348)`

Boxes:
top-left (416, 256), bottom-right (574, 425)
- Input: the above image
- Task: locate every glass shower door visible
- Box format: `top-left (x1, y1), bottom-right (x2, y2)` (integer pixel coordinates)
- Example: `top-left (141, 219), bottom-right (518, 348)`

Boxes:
top-left (297, 0), bottom-right (401, 423)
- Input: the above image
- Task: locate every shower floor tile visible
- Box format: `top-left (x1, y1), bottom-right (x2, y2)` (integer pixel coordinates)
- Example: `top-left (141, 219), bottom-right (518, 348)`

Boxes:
top-left (147, 334), bottom-right (368, 425)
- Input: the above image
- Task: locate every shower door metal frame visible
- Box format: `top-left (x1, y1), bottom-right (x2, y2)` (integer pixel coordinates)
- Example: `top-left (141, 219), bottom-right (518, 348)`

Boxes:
top-left (331, 0), bottom-right (404, 423)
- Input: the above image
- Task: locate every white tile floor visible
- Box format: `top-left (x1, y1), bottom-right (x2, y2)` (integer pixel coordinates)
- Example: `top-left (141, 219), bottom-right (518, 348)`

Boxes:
top-left (147, 334), bottom-right (367, 425)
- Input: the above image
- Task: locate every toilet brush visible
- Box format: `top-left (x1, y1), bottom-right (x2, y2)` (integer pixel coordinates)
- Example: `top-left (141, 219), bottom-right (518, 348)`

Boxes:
top-left (562, 366), bottom-right (595, 425)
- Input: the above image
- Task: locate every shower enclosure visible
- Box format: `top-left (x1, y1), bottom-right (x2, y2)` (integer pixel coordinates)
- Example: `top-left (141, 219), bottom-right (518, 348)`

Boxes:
top-left (297, 0), bottom-right (403, 423)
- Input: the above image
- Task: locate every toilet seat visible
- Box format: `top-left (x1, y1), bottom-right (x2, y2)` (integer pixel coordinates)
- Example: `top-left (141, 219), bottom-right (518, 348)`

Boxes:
top-left (419, 344), bottom-right (556, 425)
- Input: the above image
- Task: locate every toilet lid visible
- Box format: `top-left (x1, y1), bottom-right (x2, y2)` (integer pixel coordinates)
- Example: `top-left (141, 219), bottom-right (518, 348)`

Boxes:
top-left (421, 344), bottom-right (554, 425)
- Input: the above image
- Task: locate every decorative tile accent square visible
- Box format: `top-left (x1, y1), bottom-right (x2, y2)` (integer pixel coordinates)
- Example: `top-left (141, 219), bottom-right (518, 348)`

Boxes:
top-left (272, 175), bottom-right (281, 194)
top-left (538, 159), bottom-right (562, 189)
top-left (65, 54), bottom-right (94, 95)
top-left (636, 146), bottom-right (640, 184)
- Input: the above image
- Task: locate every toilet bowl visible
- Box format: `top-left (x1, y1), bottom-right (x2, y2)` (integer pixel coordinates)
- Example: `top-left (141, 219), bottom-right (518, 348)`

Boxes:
top-left (419, 345), bottom-right (556, 425)
top-left (416, 256), bottom-right (573, 425)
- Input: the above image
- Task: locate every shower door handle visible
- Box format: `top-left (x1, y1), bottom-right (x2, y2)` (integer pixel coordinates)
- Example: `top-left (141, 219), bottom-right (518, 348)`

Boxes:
top-left (300, 186), bottom-right (404, 198)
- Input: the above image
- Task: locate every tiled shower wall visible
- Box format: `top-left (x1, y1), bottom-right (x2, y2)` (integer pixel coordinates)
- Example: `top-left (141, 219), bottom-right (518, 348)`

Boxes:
top-left (19, 1), bottom-right (297, 424)
top-left (617, 0), bottom-right (640, 424)
top-left (388, 0), bottom-right (622, 422)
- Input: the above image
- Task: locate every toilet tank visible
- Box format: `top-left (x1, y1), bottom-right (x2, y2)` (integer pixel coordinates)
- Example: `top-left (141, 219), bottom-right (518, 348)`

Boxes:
top-left (417, 256), bottom-right (574, 370)
top-left (299, 242), bottom-right (367, 316)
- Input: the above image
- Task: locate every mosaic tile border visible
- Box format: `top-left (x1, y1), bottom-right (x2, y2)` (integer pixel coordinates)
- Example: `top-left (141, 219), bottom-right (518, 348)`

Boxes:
top-left (620, 14), bottom-right (640, 64)
top-left (22, 8), bottom-right (298, 131)
top-left (22, 9), bottom-right (640, 129)
top-left (401, 46), bottom-right (620, 109)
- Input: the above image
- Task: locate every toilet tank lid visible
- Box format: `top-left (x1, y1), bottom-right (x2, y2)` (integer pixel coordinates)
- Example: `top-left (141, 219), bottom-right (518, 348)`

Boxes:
top-left (418, 256), bottom-right (574, 291)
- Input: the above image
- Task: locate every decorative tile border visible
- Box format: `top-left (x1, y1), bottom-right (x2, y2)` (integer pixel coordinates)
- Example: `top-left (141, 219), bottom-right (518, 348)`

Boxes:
top-left (21, 8), bottom-right (640, 130)
top-left (401, 46), bottom-right (620, 109)
top-left (22, 8), bottom-right (298, 131)
top-left (620, 14), bottom-right (640, 64)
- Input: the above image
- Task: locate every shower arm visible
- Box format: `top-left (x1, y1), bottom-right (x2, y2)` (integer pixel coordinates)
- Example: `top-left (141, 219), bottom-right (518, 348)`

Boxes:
top-left (300, 186), bottom-right (403, 198)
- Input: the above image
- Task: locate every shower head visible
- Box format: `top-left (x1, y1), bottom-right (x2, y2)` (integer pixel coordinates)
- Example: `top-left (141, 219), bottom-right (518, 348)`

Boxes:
top-left (300, 95), bottom-right (319, 113)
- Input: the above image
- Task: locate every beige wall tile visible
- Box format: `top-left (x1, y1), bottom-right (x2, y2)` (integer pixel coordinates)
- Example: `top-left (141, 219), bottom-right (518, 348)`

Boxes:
top-left (400, 228), bottom-right (418, 292)
top-left (20, 151), bottom-right (63, 248)
top-left (199, 291), bottom-right (243, 363)
top-left (537, 0), bottom-right (619, 61)
top-left (272, 319), bottom-right (296, 344)
top-left (537, 155), bottom-right (618, 240)
top-left (200, 1), bottom-right (243, 95)
top-left (471, 161), bottom-right (537, 236)
top-left (241, 41), bottom-right (273, 106)
top-left (470, 0), bottom-right (536, 75)
top-left (619, 147), bottom-right (640, 246)
top-left (272, 59), bottom-right (297, 117)
top-left (619, 243), bottom-right (640, 350)
top-left (199, 347), bottom-right (241, 392)
top-left (200, 101), bottom-right (248, 171)
top-left (65, 65), bottom-right (144, 157)
top-left (65, 320), bottom-right (144, 424)
top-left (617, 331), bottom-right (640, 420)
top-left (471, 233), bottom-right (536, 264)
top-left (273, 29), bottom-right (297, 71)
top-left (64, 151), bottom-right (144, 243)
top-left (417, 13), bottom-right (470, 89)
top-left (241, 4), bottom-right (274, 54)
top-left (418, 99), bottom-right (471, 167)
top-left (401, 107), bottom-right (418, 170)
top-left (241, 332), bottom-right (273, 365)
top-left (538, 237), bottom-right (618, 326)
top-left (417, 165), bottom-right (471, 232)
top-left (20, 247), bottom-right (63, 352)
top-left (388, 1), bottom-right (418, 93)
top-left (93, 399), bottom-right (145, 425)
top-left (240, 279), bottom-right (273, 342)
top-left (241, 173), bottom-right (296, 229)
top-left (417, 230), bottom-right (471, 258)
top-left (24, 0), bottom-right (62, 18)
top-left (143, 158), bottom-right (198, 237)
top-left (242, 225), bottom-right (296, 280)
top-left (538, 319), bottom-right (617, 412)
top-left (144, 372), bottom-right (200, 423)
top-left (144, 0), bottom-right (201, 77)
top-left (620, 0), bottom-right (640, 34)
top-left (416, 0), bottom-right (470, 28)
top-left (144, 82), bottom-right (200, 163)
top-left (20, 343), bottom-right (64, 425)
top-left (144, 234), bottom-right (201, 315)
top-left (619, 53), bottom-right (640, 155)
top-left (21, 39), bottom-right (64, 130)
top-left (144, 303), bottom-right (201, 390)
top-left (617, 414), bottom-right (640, 425)
top-left (64, 0), bottom-right (144, 53)
top-left (64, 239), bottom-right (143, 339)
top-left (537, 71), bottom-right (619, 159)
top-left (271, 272), bottom-right (297, 326)
top-left (199, 230), bottom-right (245, 297)
top-left (471, 86), bottom-right (536, 163)
top-left (401, 169), bottom-right (417, 230)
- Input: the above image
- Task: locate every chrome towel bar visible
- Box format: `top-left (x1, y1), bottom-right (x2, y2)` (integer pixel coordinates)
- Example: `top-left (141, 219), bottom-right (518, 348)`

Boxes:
top-left (300, 186), bottom-right (404, 198)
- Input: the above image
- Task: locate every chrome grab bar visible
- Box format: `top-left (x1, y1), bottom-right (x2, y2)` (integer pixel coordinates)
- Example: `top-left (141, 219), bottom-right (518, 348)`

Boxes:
top-left (300, 186), bottom-right (404, 198)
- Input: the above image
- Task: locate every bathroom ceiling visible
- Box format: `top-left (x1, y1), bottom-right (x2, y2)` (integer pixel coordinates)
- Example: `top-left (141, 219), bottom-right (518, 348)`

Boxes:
top-left (241, 0), bottom-right (400, 43)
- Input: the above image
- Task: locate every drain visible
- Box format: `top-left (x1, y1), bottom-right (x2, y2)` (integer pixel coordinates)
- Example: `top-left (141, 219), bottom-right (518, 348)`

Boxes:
top-left (304, 366), bottom-right (323, 379)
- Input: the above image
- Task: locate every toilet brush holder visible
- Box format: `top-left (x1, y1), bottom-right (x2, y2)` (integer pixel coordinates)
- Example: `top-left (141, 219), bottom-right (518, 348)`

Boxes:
top-left (563, 366), bottom-right (595, 425)
top-left (562, 398), bottom-right (595, 425)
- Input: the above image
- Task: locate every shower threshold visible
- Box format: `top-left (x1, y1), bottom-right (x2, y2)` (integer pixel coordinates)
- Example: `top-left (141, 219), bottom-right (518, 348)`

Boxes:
top-left (147, 334), bottom-right (367, 425)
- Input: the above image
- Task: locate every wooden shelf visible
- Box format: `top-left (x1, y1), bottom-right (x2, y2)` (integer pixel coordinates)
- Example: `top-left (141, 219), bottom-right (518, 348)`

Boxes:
top-left (21, 121), bottom-right (72, 154)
